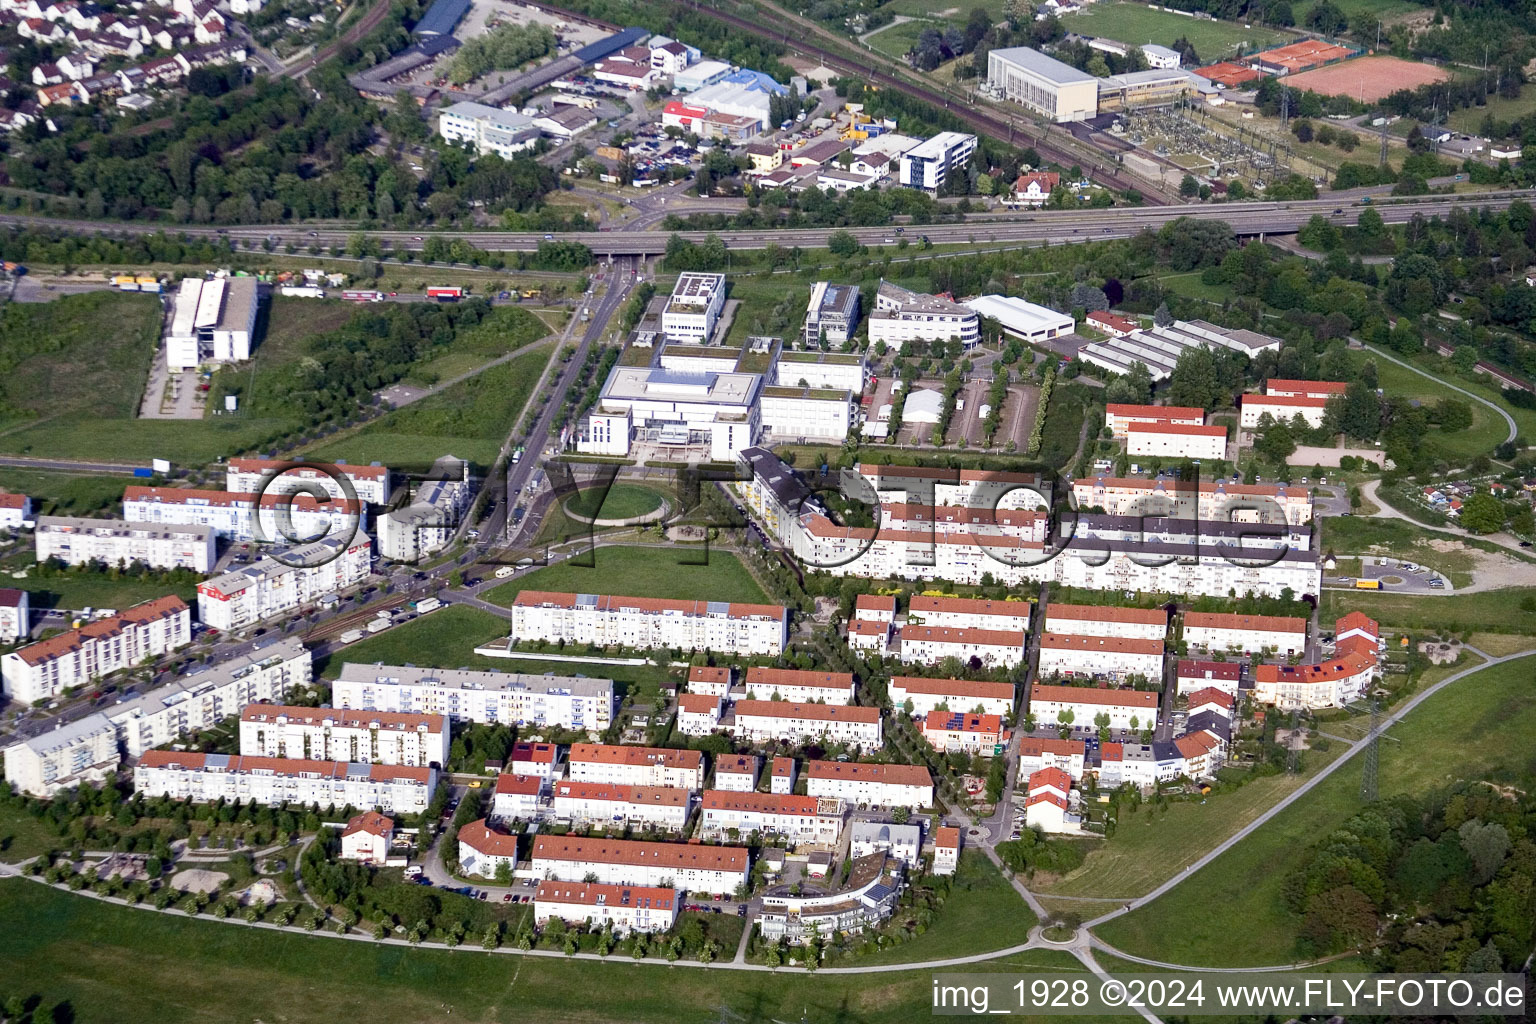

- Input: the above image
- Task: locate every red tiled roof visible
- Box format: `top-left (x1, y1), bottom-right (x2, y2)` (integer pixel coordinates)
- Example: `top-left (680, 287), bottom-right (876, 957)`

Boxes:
top-left (341, 811), bottom-right (394, 838)
top-left (240, 704), bottom-right (445, 735)
top-left (900, 624), bottom-right (1026, 647)
top-left (458, 818), bottom-right (518, 856)
top-left (1018, 737), bottom-right (1085, 758)
top-left (1027, 767), bottom-right (1071, 793)
top-left (493, 774), bottom-right (543, 796)
top-left (909, 595), bottom-right (1032, 619)
top-left (1029, 684), bottom-right (1159, 708)
top-left (552, 781), bottom-right (692, 808)
top-left (1046, 603), bottom-right (1167, 626)
top-left (934, 825), bottom-right (960, 849)
top-left (568, 744), bottom-right (702, 770)
top-left (1126, 421), bottom-right (1227, 437)
top-left (678, 693), bottom-right (722, 714)
top-left (1241, 394), bottom-right (1328, 409)
top-left (733, 700), bottom-right (879, 723)
top-left (1105, 404), bottom-right (1204, 420)
top-left (1176, 659), bottom-right (1241, 681)
top-left (744, 666), bottom-right (853, 692)
top-left (1265, 379), bottom-right (1347, 396)
top-left (803, 760), bottom-right (930, 786)
top-left (889, 676), bottom-right (1014, 701)
top-left (1184, 687), bottom-right (1236, 710)
top-left (922, 710), bottom-right (1002, 734)
top-left (135, 750), bottom-right (432, 783)
top-left (12, 595), bottom-right (187, 667)
top-left (688, 665), bottom-right (731, 685)
top-left (535, 880), bottom-right (676, 910)
top-left (702, 790), bottom-right (819, 815)
top-left (531, 835), bottom-right (749, 872)
top-left (1039, 633), bottom-right (1164, 655)
top-left (1184, 612), bottom-right (1306, 635)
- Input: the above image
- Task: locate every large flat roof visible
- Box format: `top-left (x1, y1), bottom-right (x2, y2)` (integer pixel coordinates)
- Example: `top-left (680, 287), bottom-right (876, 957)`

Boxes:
top-left (989, 46), bottom-right (1096, 85)
top-left (601, 366), bottom-right (760, 407)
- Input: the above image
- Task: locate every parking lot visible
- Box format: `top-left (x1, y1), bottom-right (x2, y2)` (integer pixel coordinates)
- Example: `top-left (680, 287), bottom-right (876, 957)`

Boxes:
top-left (1329, 557), bottom-right (1449, 593)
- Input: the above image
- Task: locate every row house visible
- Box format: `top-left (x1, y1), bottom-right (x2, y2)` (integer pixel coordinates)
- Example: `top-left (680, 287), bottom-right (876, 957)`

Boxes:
top-left (1185, 687), bottom-right (1236, 721)
top-left (534, 881), bottom-right (679, 936)
top-left (490, 773), bottom-right (547, 821)
top-left (1, 595), bottom-right (190, 704)
top-left (510, 590), bottom-right (789, 657)
top-left (1042, 603), bottom-right (1167, 641)
top-left (714, 753), bottom-right (760, 792)
top-left (1252, 652), bottom-right (1376, 710)
top-left (238, 704), bottom-right (449, 769)
top-left (742, 666), bottom-right (854, 704)
top-left (887, 676), bottom-right (1015, 719)
top-left (729, 700), bottom-right (882, 749)
top-left (550, 780), bottom-right (694, 832)
top-left (699, 790), bottom-right (843, 846)
top-left (1175, 659), bottom-right (1242, 696)
top-left (907, 594), bottom-right (1032, 632)
top-left (134, 751), bottom-right (437, 815)
top-left (1017, 737), bottom-right (1086, 780)
top-left (107, 639), bottom-right (311, 757)
top-left (848, 617), bottom-right (893, 653)
top-left (676, 692), bottom-right (724, 735)
top-left (196, 532), bottom-right (372, 631)
top-left (770, 756), bottom-right (796, 794)
top-left (1028, 683), bottom-right (1160, 732)
top-left (920, 710), bottom-right (1004, 753)
top-left (508, 741), bottom-right (561, 780)
top-left (567, 743), bottom-right (705, 790)
top-left (1103, 403), bottom-right (1204, 438)
top-left (1071, 474), bottom-right (1314, 526)
top-left (332, 664), bottom-right (614, 735)
top-left (37, 80), bottom-right (87, 105)
top-left (1182, 611), bottom-right (1307, 655)
top-left (685, 664), bottom-right (733, 697)
top-left (853, 594), bottom-right (897, 623)
top-left (897, 624), bottom-right (1026, 669)
top-left (804, 760), bottom-right (932, 809)
top-left (1036, 633), bottom-right (1165, 681)
top-left (529, 834), bottom-right (751, 892)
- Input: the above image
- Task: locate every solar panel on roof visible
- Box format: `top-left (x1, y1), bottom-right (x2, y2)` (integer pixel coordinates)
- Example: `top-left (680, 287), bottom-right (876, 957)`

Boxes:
top-left (576, 594), bottom-right (599, 608)
top-left (347, 764), bottom-right (370, 778)
top-left (705, 601), bottom-right (730, 615)
top-left (206, 754), bottom-right (230, 768)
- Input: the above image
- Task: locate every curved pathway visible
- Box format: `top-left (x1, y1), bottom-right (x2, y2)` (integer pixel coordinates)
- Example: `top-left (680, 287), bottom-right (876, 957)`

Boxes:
top-left (1359, 341), bottom-right (1517, 444)
top-left (1358, 478), bottom-right (1535, 560)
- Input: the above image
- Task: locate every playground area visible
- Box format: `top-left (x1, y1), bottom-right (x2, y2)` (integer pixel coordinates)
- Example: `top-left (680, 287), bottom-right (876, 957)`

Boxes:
top-left (1285, 55), bottom-right (1450, 104)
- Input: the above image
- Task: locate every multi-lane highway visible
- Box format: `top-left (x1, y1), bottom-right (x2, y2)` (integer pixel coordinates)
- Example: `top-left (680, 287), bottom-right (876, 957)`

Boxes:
top-left (6, 191), bottom-right (1533, 257)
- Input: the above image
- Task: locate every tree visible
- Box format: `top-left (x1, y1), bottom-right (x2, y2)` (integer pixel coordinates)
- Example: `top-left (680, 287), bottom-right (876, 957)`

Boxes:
top-left (1458, 820), bottom-right (1511, 884)
top-left (1459, 492), bottom-right (1507, 535)
top-left (1291, 118), bottom-right (1313, 143)
top-left (1433, 398), bottom-right (1473, 432)
top-left (1070, 283), bottom-right (1109, 312)
top-left (1179, 174), bottom-right (1200, 198)
top-left (827, 230), bottom-right (860, 257)
top-left (1166, 347), bottom-right (1223, 411)
top-left (1153, 302), bottom-right (1173, 328)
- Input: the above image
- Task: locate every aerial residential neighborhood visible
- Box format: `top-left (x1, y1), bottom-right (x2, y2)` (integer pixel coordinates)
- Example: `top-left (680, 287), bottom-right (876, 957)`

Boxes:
top-left (0, 0), bottom-right (1534, 1019)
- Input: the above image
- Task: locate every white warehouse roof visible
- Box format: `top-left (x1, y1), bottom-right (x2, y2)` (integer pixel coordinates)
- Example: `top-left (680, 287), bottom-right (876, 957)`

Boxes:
top-left (962, 295), bottom-right (1074, 336)
top-left (988, 46), bottom-right (1096, 85)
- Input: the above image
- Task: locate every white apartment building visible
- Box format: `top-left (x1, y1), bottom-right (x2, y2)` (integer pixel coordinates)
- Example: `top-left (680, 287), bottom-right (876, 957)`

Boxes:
top-left (339, 811), bottom-right (395, 864)
top-left (490, 773), bottom-right (546, 821)
top-left (907, 595), bottom-right (1032, 632)
top-left (736, 445), bottom-right (825, 549)
top-left (1252, 653), bottom-right (1376, 710)
top-left (123, 486), bottom-right (366, 545)
top-left (1175, 659), bottom-right (1242, 696)
top-left (742, 667), bottom-right (854, 704)
top-left (854, 594), bottom-right (897, 623)
top-left (758, 852), bottom-right (904, 943)
top-left (1017, 737), bottom-right (1087, 780)
top-left (134, 751), bottom-right (437, 814)
top-left (3, 712), bottom-right (119, 797)
top-left (897, 625), bottom-right (1026, 669)
top-left (0, 493), bottom-right (31, 532)
top-left (511, 590), bottom-right (788, 657)
top-left (920, 711), bottom-right (1004, 753)
top-left (662, 272), bottom-right (726, 341)
top-left (108, 638), bottom-right (311, 757)
top-left (35, 516), bottom-right (216, 573)
top-left (238, 704), bottom-right (449, 768)
top-left (757, 385), bottom-right (851, 442)
top-left (196, 532), bottom-right (372, 631)
top-left (529, 834), bottom-right (750, 891)
top-left (888, 676), bottom-right (1015, 718)
top-left (848, 618), bottom-right (891, 653)
top-left (898, 131), bottom-right (976, 192)
top-left (676, 692), bottom-right (724, 735)
top-left (1183, 612), bottom-right (1307, 655)
top-left (0, 588), bottom-right (29, 644)
top-left (1071, 475), bottom-right (1314, 526)
top-left (567, 744), bottom-right (706, 790)
top-left (686, 664), bottom-right (734, 697)
top-left (1028, 683), bottom-right (1160, 731)
top-left (1240, 394), bottom-right (1329, 430)
top-left (1043, 604), bottom-right (1167, 641)
top-left (1037, 633), bottom-right (1164, 680)
top-left (534, 881), bottom-right (680, 936)
top-left (331, 664), bottom-right (615, 734)
top-left (224, 458), bottom-right (391, 507)
top-left (802, 281), bottom-right (861, 346)
top-left (437, 100), bottom-right (539, 158)
top-left (1104, 404), bottom-right (1205, 438)
top-left (774, 349), bottom-right (867, 392)
top-left (1266, 379), bottom-right (1349, 401)
top-left (508, 740), bottom-right (562, 779)
top-left (699, 790), bottom-right (843, 846)
top-left (1126, 422), bottom-right (1227, 461)
top-left (988, 46), bottom-right (1099, 122)
top-left (376, 456), bottom-right (471, 562)
top-left (854, 463), bottom-right (1047, 511)
top-left (878, 502), bottom-right (1048, 542)
top-left (803, 760), bottom-right (933, 809)
top-left (770, 756), bottom-right (796, 794)
top-left (550, 780), bottom-right (694, 832)
top-left (849, 820), bottom-right (923, 866)
top-left (714, 753), bottom-right (760, 792)
top-left (164, 276), bottom-right (258, 370)
top-left (868, 280), bottom-right (980, 348)
top-left (729, 701), bottom-right (882, 748)
top-left (1, 595), bottom-right (192, 705)
top-left (933, 826), bottom-right (960, 875)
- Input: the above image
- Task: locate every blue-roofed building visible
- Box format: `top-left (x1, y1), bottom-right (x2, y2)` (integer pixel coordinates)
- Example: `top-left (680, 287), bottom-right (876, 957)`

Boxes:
top-left (722, 68), bottom-right (787, 95)
top-left (413, 0), bottom-right (469, 37)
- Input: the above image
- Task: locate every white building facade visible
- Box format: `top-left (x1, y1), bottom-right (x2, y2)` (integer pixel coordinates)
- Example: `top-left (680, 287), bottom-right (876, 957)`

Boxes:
top-left (196, 532), bottom-right (372, 631)
top-left (35, 516), bottom-right (216, 573)
top-left (331, 664), bottom-right (615, 735)
top-left (511, 590), bottom-right (788, 656)
top-left (1, 595), bottom-right (192, 705)
top-left (134, 751), bottom-right (437, 814)
top-left (238, 704), bottom-right (450, 768)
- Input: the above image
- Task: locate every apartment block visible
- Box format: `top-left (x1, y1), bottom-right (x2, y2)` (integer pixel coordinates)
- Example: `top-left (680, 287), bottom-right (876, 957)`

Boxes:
top-left (550, 780), bottom-right (694, 832)
top-left (742, 667), bottom-right (854, 704)
top-left (1, 595), bottom-right (191, 705)
top-left (197, 533), bottom-right (372, 631)
top-left (2, 712), bottom-right (119, 797)
top-left (529, 834), bottom-right (750, 891)
top-left (1265, 379), bottom-right (1348, 401)
top-left (1183, 612), bottom-right (1307, 655)
top-left (933, 826), bottom-right (960, 875)
top-left (897, 625), bottom-right (1026, 669)
top-left (848, 617), bottom-right (893, 654)
top-left (1240, 393), bottom-right (1329, 430)
top-left (238, 704), bottom-right (449, 768)
top-left (853, 463), bottom-right (1045, 511)
top-left (35, 516), bottom-right (216, 573)
top-left (686, 664), bottom-right (734, 697)
top-left (1043, 603), bottom-right (1167, 641)
top-left (1017, 737), bottom-right (1087, 780)
top-left (770, 756), bottom-right (796, 794)
top-left (699, 790), bottom-right (843, 846)
top-left (919, 711), bottom-right (1004, 753)
top-left (534, 881), bottom-right (679, 936)
top-left (331, 664), bottom-right (614, 735)
top-left (867, 279), bottom-right (979, 348)
top-left (729, 701), bottom-right (882, 748)
top-left (887, 676), bottom-right (1015, 718)
top-left (224, 458), bottom-right (391, 506)
top-left (1252, 653), bottom-right (1376, 709)
top-left (1028, 683), bottom-right (1160, 731)
top-left (906, 595), bottom-right (1031, 632)
top-left (1036, 633), bottom-right (1164, 680)
top-left (803, 760), bottom-right (933, 809)
top-left (567, 744), bottom-right (705, 790)
top-left (134, 751), bottom-right (437, 814)
top-left (758, 852), bottom-right (904, 943)
top-left (1103, 404), bottom-right (1204, 438)
top-left (1126, 422), bottom-right (1227, 461)
top-left (376, 456), bottom-right (471, 563)
top-left (1071, 475), bottom-right (1313, 525)
top-left (1175, 659), bottom-right (1242, 696)
top-left (108, 638), bottom-right (312, 757)
top-left (490, 773), bottom-right (547, 821)
top-left (511, 591), bottom-right (788, 656)
top-left (849, 820), bottom-right (923, 866)
top-left (0, 588), bottom-right (29, 644)
top-left (123, 485), bottom-right (365, 544)
top-left (507, 741), bottom-right (561, 779)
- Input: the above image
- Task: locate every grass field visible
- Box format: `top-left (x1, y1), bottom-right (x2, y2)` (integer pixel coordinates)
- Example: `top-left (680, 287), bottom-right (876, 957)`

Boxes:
top-left (1093, 654), bottom-right (1536, 966)
top-left (845, 849), bottom-right (1036, 965)
top-left (1364, 342), bottom-right (1536, 443)
top-left (1319, 514), bottom-right (1533, 589)
top-left (566, 483), bottom-right (667, 521)
top-left (400, 306), bottom-right (551, 388)
top-left (1320, 585), bottom-right (1536, 634)
top-left (482, 545), bottom-right (769, 607)
top-left (0, 469), bottom-right (126, 516)
top-left (305, 344), bottom-right (555, 473)
top-left (2, 571), bottom-right (198, 613)
top-left (1037, 749), bottom-right (1343, 899)
top-left (1058, 3), bottom-right (1288, 61)
top-left (1352, 349), bottom-right (1511, 459)
top-left (865, 19), bottom-right (929, 61)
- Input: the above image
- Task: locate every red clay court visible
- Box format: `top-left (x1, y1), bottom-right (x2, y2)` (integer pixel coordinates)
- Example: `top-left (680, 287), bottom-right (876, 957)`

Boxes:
top-left (1283, 55), bottom-right (1450, 104)
top-left (1251, 39), bottom-right (1357, 74)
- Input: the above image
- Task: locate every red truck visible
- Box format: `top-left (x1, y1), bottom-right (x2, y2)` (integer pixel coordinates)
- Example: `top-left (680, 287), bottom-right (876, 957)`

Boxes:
top-left (427, 286), bottom-right (463, 302)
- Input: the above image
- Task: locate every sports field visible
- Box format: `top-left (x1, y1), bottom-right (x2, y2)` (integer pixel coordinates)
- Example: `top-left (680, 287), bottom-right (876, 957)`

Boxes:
top-left (1285, 55), bottom-right (1449, 103)
top-left (1058, 3), bottom-right (1287, 60)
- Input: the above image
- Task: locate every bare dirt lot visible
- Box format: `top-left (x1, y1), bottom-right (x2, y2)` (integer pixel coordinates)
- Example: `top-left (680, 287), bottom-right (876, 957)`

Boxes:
top-left (1285, 56), bottom-right (1449, 103)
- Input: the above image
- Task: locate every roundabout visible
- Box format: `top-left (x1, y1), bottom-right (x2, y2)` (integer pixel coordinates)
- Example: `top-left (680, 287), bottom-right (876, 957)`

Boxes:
top-left (562, 484), bottom-right (669, 527)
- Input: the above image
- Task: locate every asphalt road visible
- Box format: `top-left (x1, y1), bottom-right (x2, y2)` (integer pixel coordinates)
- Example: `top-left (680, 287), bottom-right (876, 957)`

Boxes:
top-left (6, 191), bottom-right (1534, 256)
